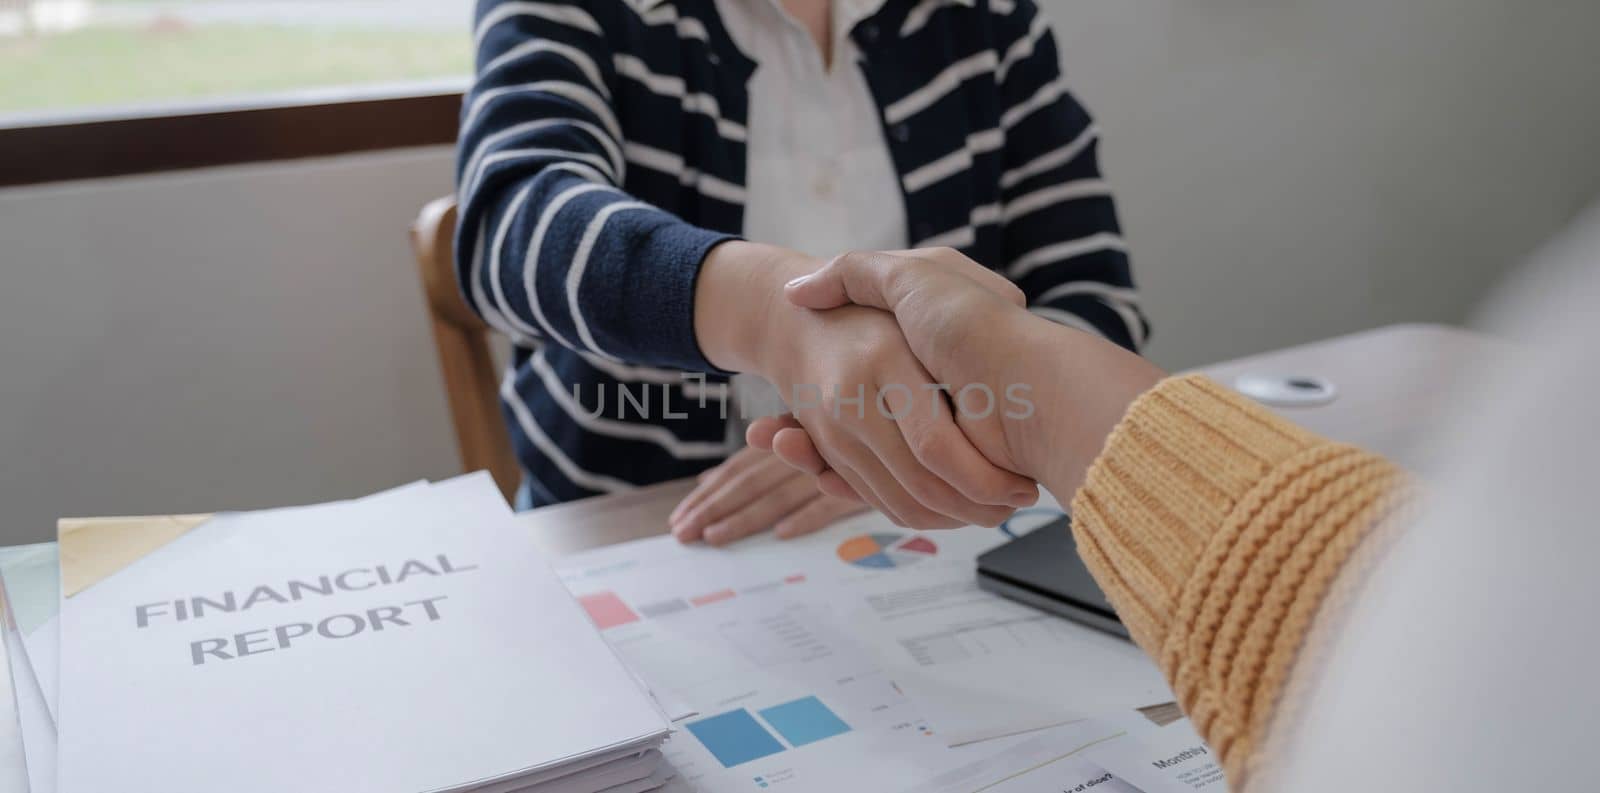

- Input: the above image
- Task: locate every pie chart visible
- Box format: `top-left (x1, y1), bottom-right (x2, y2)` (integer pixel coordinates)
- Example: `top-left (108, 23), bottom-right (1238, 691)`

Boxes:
top-left (836, 532), bottom-right (939, 570)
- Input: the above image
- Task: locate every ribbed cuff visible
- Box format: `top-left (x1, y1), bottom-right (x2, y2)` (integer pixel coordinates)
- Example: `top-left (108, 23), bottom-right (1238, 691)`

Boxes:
top-left (1069, 375), bottom-right (1322, 652)
top-left (627, 223), bottom-right (741, 374)
top-left (1068, 374), bottom-right (1409, 783)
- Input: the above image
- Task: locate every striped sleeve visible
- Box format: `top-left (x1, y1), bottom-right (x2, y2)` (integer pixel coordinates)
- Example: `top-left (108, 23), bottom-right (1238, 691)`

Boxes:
top-left (991, 0), bottom-right (1149, 351)
top-left (457, 0), bottom-right (736, 371)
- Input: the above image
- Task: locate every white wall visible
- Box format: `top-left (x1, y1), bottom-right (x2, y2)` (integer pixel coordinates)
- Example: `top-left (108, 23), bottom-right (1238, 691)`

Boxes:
top-left (3, 0), bottom-right (1599, 544)
top-left (0, 149), bottom-right (463, 543)
top-left (1048, 0), bottom-right (1600, 365)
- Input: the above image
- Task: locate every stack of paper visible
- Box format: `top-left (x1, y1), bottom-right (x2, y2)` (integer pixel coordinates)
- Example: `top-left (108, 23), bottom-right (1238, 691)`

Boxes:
top-left (0, 547), bottom-right (41, 793)
top-left (0, 474), bottom-right (675, 793)
top-left (0, 543), bottom-right (59, 793)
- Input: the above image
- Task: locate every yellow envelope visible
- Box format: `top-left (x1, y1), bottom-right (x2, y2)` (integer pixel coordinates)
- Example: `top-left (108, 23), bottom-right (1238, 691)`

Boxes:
top-left (58, 514), bottom-right (212, 598)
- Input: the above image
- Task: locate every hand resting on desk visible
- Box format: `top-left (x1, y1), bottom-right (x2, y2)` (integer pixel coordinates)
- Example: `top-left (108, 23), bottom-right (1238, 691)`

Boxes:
top-left (669, 445), bottom-right (866, 546)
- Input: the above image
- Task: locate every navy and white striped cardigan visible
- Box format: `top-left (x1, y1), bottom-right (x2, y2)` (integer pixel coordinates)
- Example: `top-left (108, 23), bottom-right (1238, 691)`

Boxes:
top-left (457, 0), bottom-right (1148, 508)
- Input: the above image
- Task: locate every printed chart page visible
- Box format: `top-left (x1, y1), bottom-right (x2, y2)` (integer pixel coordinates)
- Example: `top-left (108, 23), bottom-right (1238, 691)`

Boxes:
top-left (559, 527), bottom-right (952, 793)
top-left (841, 560), bottom-right (1173, 745)
top-left (554, 509), bottom-right (1153, 792)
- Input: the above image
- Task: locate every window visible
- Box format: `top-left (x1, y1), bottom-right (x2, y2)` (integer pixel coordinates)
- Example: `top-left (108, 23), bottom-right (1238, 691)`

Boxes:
top-left (0, 0), bottom-right (476, 186)
top-left (0, 0), bottom-right (473, 120)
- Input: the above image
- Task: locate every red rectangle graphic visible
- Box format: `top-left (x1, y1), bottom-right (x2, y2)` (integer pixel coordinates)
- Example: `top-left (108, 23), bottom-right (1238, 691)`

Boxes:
top-left (577, 591), bottom-right (640, 630)
top-left (690, 589), bottom-right (736, 607)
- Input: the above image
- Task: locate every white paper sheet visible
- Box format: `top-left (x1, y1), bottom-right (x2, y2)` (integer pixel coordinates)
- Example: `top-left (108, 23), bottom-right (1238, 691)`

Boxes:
top-left (1, 593), bottom-right (53, 793)
top-left (841, 562), bottom-right (1173, 745)
top-left (888, 712), bottom-right (1150, 793)
top-left (0, 574), bottom-right (35, 793)
top-left (23, 617), bottom-right (56, 727)
top-left (0, 543), bottom-right (61, 727)
top-left (977, 756), bottom-right (1136, 793)
top-left (898, 712), bottom-right (1231, 793)
top-left (1084, 719), bottom-right (1229, 792)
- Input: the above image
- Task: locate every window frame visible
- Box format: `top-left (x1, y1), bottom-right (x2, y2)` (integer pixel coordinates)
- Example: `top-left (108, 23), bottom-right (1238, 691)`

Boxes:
top-left (0, 79), bottom-right (467, 188)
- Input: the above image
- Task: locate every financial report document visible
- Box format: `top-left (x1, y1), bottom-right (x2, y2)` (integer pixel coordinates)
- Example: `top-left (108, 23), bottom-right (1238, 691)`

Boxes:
top-left (55, 476), bottom-right (671, 793)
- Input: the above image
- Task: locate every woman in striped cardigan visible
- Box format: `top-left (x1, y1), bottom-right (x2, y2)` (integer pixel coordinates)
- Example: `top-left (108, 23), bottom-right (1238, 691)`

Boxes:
top-left (458, 0), bottom-right (1147, 539)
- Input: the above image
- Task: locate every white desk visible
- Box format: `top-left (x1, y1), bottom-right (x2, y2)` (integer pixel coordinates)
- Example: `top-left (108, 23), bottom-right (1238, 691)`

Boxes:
top-left (518, 322), bottom-right (1504, 556)
top-left (1196, 323), bottom-right (1508, 469)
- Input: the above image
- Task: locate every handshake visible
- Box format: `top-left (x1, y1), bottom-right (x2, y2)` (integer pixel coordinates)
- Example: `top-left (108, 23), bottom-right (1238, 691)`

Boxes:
top-left (672, 245), bottom-right (1165, 545)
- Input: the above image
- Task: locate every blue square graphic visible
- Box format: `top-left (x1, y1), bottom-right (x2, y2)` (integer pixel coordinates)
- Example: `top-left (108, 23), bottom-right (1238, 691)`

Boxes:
top-left (686, 709), bottom-right (786, 768)
top-left (757, 696), bottom-right (852, 748)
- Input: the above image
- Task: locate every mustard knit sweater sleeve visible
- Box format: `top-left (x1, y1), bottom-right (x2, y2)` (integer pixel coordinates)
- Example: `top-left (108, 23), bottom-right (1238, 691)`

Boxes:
top-left (1068, 374), bottom-right (1412, 787)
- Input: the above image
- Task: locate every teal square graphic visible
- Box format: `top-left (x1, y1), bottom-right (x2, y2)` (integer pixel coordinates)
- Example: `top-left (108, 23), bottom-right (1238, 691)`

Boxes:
top-left (686, 709), bottom-right (785, 767)
top-left (758, 696), bottom-right (851, 748)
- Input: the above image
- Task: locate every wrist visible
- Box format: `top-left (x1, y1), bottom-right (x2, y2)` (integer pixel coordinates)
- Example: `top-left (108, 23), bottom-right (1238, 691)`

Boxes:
top-left (693, 241), bottom-right (817, 373)
top-left (1004, 314), bottom-right (1166, 497)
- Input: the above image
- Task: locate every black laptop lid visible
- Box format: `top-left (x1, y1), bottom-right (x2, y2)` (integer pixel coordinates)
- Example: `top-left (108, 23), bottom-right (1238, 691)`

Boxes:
top-left (977, 514), bottom-right (1119, 620)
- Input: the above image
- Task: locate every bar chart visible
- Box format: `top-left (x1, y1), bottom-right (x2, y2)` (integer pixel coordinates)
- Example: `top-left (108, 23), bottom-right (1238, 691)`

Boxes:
top-left (574, 573), bottom-right (807, 631)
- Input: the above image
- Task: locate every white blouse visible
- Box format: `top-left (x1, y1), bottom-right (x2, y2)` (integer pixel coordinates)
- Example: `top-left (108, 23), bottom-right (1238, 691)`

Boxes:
top-left (713, 0), bottom-right (908, 431)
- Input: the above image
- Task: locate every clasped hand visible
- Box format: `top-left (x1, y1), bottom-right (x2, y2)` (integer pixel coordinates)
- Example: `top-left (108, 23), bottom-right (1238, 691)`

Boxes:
top-left (751, 247), bottom-right (1164, 518)
top-left (678, 246), bottom-right (1074, 543)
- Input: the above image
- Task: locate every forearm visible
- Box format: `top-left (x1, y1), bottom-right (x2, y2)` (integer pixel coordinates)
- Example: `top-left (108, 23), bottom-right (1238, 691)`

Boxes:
top-left (999, 311), bottom-right (1165, 495)
top-left (1060, 374), bottom-right (1413, 787)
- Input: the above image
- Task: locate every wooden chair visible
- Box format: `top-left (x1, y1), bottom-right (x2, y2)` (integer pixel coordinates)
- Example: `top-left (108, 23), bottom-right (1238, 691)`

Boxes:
top-left (410, 197), bottom-right (520, 502)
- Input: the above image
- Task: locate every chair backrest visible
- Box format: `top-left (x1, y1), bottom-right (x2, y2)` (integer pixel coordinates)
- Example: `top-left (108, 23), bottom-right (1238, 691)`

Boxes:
top-left (410, 196), bottom-right (520, 502)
